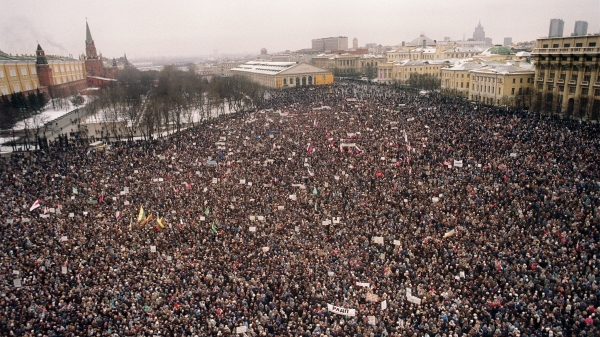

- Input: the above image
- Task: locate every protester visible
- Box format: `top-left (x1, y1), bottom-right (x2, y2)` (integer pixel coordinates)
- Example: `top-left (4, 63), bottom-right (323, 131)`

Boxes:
top-left (0, 81), bottom-right (598, 337)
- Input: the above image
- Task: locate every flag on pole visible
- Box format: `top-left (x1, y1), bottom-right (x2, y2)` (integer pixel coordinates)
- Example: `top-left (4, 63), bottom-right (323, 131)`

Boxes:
top-left (140, 214), bottom-right (153, 227)
top-left (98, 192), bottom-right (104, 204)
top-left (30, 199), bottom-right (41, 211)
top-left (211, 220), bottom-right (218, 233)
top-left (312, 187), bottom-right (318, 195)
top-left (137, 206), bottom-right (145, 222)
top-left (157, 217), bottom-right (165, 229)
top-left (204, 207), bottom-right (210, 216)
top-left (72, 186), bottom-right (78, 195)
top-left (496, 260), bottom-right (503, 270)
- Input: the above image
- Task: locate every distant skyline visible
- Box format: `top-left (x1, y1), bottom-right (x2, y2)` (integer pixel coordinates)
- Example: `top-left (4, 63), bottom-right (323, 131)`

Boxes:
top-left (1, 0), bottom-right (599, 60)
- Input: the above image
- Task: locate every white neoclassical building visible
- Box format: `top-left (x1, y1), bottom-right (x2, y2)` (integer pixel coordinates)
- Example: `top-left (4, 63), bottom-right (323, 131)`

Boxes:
top-left (231, 61), bottom-right (333, 89)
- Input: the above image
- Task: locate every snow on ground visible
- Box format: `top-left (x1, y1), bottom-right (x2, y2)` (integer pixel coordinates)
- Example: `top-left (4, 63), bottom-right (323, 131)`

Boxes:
top-left (7, 96), bottom-right (92, 131)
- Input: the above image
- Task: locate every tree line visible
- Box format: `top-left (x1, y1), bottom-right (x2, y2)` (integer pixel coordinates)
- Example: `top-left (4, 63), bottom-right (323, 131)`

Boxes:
top-left (0, 90), bottom-right (46, 130)
top-left (88, 65), bottom-right (265, 142)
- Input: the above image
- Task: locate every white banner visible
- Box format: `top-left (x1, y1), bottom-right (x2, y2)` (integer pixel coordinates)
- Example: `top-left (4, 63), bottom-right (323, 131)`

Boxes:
top-left (373, 236), bottom-right (384, 244)
top-left (453, 160), bottom-right (463, 167)
top-left (327, 304), bottom-right (356, 316)
top-left (356, 282), bottom-right (370, 287)
top-left (407, 294), bottom-right (422, 305)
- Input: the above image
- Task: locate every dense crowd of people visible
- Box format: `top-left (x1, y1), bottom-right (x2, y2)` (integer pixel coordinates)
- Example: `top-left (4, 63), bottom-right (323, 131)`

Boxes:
top-left (1, 82), bottom-right (599, 337)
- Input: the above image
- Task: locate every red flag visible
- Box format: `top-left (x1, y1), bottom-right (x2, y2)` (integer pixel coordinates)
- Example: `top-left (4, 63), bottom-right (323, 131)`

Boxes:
top-left (496, 260), bottom-right (503, 270)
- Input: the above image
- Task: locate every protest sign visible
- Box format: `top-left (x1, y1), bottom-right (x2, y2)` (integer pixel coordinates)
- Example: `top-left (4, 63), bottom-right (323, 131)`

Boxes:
top-left (150, 246), bottom-right (156, 252)
top-left (327, 304), bottom-right (356, 316)
top-left (373, 236), bottom-right (384, 244)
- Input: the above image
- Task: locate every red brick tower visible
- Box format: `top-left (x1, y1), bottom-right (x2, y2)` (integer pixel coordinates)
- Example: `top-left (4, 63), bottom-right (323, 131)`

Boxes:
top-left (84, 20), bottom-right (104, 77)
top-left (35, 44), bottom-right (54, 87)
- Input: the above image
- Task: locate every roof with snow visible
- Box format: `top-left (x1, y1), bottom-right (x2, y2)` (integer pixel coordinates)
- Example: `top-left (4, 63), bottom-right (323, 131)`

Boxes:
top-left (442, 46), bottom-right (484, 53)
top-left (443, 61), bottom-right (485, 71)
top-left (470, 63), bottom-right (534, 75)
top-left (231, 61), bottom-right (330, 76)
top-left (407, 34), bottom-right (435, 46)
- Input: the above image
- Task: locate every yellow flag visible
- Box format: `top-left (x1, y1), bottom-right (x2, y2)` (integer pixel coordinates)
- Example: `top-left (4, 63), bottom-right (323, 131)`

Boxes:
top-left (157, 217), bottom-right (165, 229)
top-left (138, 206), bottom-right (145, 222)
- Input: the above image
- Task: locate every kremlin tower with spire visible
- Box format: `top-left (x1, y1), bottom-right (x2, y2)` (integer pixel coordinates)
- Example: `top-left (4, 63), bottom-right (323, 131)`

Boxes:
top-left (84, 20), bottom-right (116, 87)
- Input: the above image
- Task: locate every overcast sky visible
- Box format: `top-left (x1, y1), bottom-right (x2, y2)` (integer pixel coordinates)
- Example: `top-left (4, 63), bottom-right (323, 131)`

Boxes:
top-left (1, 0), bottom-right (598, 60)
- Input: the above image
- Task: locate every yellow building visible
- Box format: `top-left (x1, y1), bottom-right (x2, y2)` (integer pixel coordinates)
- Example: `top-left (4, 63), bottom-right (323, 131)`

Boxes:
top-left (441, 62), bottom-right (484, 98)
top-left (0, 55), bottom-right (41, 96)
top-left (47, 58), bottom-right (87, 87)
top-left (379, 59), bottom-right (451, 84)
top-left (311, 53), bottom-right (386, 77)
top-left (469, 62), bottom-right (535, 107)
top-left (231, 61), bottom-right (333, 89)
top-left (531, 35), bottom-right (600, 119)
top-left (0, 46), bottom-right (88, 99)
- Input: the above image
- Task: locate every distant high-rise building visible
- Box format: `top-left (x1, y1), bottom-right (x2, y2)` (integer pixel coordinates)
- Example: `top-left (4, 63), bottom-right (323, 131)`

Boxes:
top-left (352, 38), bottom-right (358, 49)
top-left (503, 37), bottom-right (512, 47)
top-left (573, 21), bottom-right (588, 36)
top-left (311, 37), bottom-right (348, 52)
top-left (473, 21), bottom-right (485, 41)
top-left (548, 19), bottom-right (564, 38)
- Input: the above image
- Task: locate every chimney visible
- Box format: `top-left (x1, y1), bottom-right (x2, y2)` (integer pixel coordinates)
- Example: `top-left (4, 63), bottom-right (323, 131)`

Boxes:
top-left (514, 60), bottom-right (520, 67)
top-left (423, 39), bottom-right (426, 48)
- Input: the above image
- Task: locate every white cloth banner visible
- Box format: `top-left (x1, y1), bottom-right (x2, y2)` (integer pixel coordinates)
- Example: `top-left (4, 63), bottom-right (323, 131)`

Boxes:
top-left (453, 160), bottom-right (463, 167)
top-left (327, 304), bottom-right (356, 316)
top-left (407, 294), bottom-right (422, 305)
top-left (381, 300), bottom-right (388, 310)
top-left (373, 236), bottom-right (384, 244)
top-left (356, 282), bottom-right (370, 287)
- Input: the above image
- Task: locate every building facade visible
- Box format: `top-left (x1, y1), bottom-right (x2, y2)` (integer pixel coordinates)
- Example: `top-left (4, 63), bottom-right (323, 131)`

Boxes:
top-left (231, 61), bottom-right (333, 89)
top-left (0, 44), bottom-right (87, 99)
top-left (440, 62), bottom-right (484, 98)
top-left (469, 63), bottom-right (535, 107)
top-left (311, 37), bottom-right (348, 52)
top-left (311, 53), bottom-right (386, 77)
top-left (379, 59), bottom-right (451, 84)
top-left (549, 19), bottom-right (565, 38)
top-left (531, 35), bottom-right (600, 119)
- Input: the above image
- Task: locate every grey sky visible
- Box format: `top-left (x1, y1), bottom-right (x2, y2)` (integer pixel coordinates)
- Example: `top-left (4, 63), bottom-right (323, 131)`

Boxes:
top-left (1, 0), bottom-right (598, 59)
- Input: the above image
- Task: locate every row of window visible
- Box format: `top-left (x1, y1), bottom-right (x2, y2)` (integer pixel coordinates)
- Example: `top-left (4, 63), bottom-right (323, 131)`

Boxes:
top-left (539, 63), bottom-right (596, 71)
top-left (0, 63), bottom-right (82, 80)
top-left (542, 84), bottom-right (600, 96)
top-left (0, 81), bottom-right (38, 95)
top-left (541, 42), bottom-right (597, 48)
top-left (0, 66), bottom-right (38, 79)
